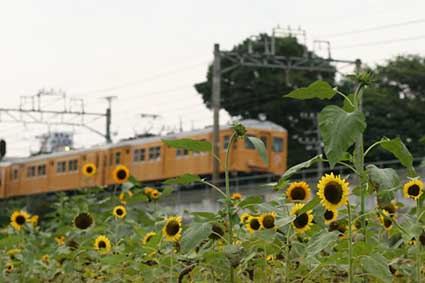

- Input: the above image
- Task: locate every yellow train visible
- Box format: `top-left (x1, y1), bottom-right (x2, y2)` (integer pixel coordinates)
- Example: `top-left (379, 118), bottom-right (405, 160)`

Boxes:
top-left (0, 120), bottom-right (287, 199)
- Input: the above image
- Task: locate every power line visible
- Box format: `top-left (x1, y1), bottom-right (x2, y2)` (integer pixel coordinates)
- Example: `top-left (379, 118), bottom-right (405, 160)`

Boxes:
top-left (72, 60), bottom-right (209, 96)
top-left (319, 18), bottom-right (425, 39)
top-left (335, 34), bottom-right (425, 49)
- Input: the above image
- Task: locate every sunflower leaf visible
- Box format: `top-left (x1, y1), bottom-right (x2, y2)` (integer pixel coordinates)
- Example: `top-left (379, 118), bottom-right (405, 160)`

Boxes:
top-left (279, 155), bottom-right (323, 181)
top-left (306, 231), bottom-right (339, 258)
top-left (380, 137), bottom-right (416, 177)
top-left (181, 222), bottom-right (212, 253)
top-left (162, 138), bottom-right (212, 152)
top-left (319, 105), bottom-right (366, 168)
top-left (360, 255), bottom-right (392, 282)
top-left (297, 196), bottom-right (321, 215)
top-left (284, 80), bottom-right (336, 100)
top-left (247, 136), bottom-right (268, 165)
top-left (163, 173), bottom-right (201, 185)
top-left (238, 195), bottom-right (263, 209)
top-left (366, 165), bottom-right (400, 207)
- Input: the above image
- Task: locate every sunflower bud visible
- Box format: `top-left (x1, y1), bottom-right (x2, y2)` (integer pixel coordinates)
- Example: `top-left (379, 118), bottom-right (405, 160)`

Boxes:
top-left (232, 123), bottom-right (247, 138)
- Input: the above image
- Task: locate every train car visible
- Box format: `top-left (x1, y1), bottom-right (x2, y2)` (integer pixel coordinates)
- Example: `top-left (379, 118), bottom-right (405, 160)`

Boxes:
top-left (0, 119), bottom-right (287, 199)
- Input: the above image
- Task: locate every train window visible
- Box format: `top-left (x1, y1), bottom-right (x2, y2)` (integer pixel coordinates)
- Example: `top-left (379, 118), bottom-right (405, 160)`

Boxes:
top-left (12, 169), bottom-right (19, 180)
top-left (56, 161), bottom-right (66, 173)
top-left (176, 148), bottom-right (189, 157)
top-left (272, 137), bottom-right (284, 152)
top-left (149, 146), bottom-right (161, 160)
top-left (27, 166), bottom-right (36, 178)
top-left (68, 160), bottom-right (78, 172)
top-left (115, 152), bottom-right (121, 165)
top-left (261, 136), bottom-right (268, 148)
top-left (244, 136), bottom-right (255, 149)
top-left (223, 135), bottom-right (230, 149)
top-left (37, 164), bottom-right (46, 176)
top-left (134, 148), bottom-right (146, 162)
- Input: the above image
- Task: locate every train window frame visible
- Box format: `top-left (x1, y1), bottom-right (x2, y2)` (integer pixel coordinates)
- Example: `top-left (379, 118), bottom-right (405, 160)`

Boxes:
top-left (56, 161), bottom-right (67, 174)
top-left (176, 148), bottom-right (189, 158)
top-left (115, 152), bottom-right (121, 165)
top-left (260, 136), bottom-right (268, 148)
top-left (244, 136), bottom-right (256, 150)
top-left (12, 168), bottom-right (19, 181)
top-left (133, 148), bottom-right (146, 162)
top-left (272, 137), bottom-right (284, 153)
top-left (27, 166), bottom-right (36, 178)
top-left (68, 159), bottom-right (78, 172)
top-left (37, 164), bottom-right (46, 176)
top-left (149, 146), bottom-right (161, 161)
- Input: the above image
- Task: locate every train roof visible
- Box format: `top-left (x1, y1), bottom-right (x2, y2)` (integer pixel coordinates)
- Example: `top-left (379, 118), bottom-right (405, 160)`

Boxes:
top-left (0, 119), bottom-right (286, 165)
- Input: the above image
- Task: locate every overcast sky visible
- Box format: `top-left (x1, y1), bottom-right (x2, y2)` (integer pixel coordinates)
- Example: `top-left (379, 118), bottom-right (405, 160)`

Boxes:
top-left (1, 0), bottom-right (424, 156)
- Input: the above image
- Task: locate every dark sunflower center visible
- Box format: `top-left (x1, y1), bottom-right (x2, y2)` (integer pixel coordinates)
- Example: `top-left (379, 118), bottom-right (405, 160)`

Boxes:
top-left (250, 218), bottom-right (261, 230)
top-left (75, 213), bottom-right (93, 229)
top-left (383, 204), bottom-right (396, 214)
top-left (146, 235), bottom-right (154, 243)
top-left (324, 181), bottom-right (343, 204)
top-left (16, 215), bottom-right (26, 225)
top-left (210, 224), bottom-right (224, 239)
top-left (166, 220), bottom-right (180, 236)
top-left (291, 187), bottom-right (306, 200)
top-left (98, 241), bottom-right (106, 249)
top-left (324, 210), bottom-right (334, 220)
top-left (419, 232), bottom-right (425, 246)
top-left (116, 209), bottom-right (123, 215)
top-left (408, 184), bottom-right (420, 196)
top-left (86, 166), bottom-right (93, 173)
top-left (293, 213), bottom-right (308, 228)
top-left (262, 215), bottom-right (275, 229)
top-left (117, 169), bottom-right (127, 180)
top-left (383, 218), bottom-right (392, 228)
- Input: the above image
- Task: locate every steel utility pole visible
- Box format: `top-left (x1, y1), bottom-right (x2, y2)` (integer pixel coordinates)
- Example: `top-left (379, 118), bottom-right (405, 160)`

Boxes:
top-left (212, 44), bottom-right (221, 184)
top-left (104, 96), bottom-right (116, 143)
top-left (207, 27), bottom-right (362, 182)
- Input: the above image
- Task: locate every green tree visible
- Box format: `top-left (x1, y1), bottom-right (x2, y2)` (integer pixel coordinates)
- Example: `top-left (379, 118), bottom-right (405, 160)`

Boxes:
top-left (347, 55), bottom-right (425, 162)
top-left (195, 34), bottom-right (336, 166)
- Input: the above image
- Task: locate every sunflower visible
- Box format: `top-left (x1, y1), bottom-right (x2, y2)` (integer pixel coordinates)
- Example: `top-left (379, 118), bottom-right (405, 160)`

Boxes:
top-left (403, 179), bottom-right (423, 201)
top-left (119, 191), bottom-right (133, 205)
top-left (209, 223), bottom-right (225, 240)
top-left (94, 235), bottom-right (111, 254)
top-left (5, 263), bottom-right (13, 273)
top-left (82, 163), bottom-right (96, 177)
top-left (379, 210), bottom-right (394, 231)
top-left (260, 212), bottom-right (276, 229)
top-left (286, 181), bottom-right (311, 202)
top-left (317, 173), bottom-right (349, 211)
top-left (143, 187), bottom-right (154, 195)
top-left (231, 193), bottom-right (242, 200)
top-left (162, 216), bottom-right (182, 242)
top-left (30, 215), bottom-right (39, 228)
top-left (290, 203), bottom-right (314, 234)
top-left (240, 213), bottom-right (250, 224)
top-left (149, 189), bottom-right (160, 200)
top-left (407, 237), bottom-right (416, 246)
top-left (41, 254), bottom-right (49, 265)
top-left (55, 236), bottom-right (65, 246)
top-left (73, 212), bottom-right (93, 230)
top-left (112, 165), bottom-right (130, 184)
top-left (245, 216), bottom-right (261, 233)
top-left (10, 210), bottom-right (30, 231)
top-left (329, 221), bottom-right (348, 238)
top-left (7, 249), bottom-right (21, 257)
top-left (143, 232), bottom-right (157, 244)
top-left (112, 205), bottom-right (127, 219)
top-left (324, 209), bottom-right (338, 225)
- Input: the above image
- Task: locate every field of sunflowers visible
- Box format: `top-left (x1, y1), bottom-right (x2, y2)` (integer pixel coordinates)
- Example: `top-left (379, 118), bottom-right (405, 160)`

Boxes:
top-left (1, 73), bottom-right (424, 282)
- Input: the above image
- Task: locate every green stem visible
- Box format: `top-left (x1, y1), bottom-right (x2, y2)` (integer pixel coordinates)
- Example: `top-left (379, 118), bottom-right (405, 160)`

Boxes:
top-left (417, 199), bottom-right (422, 283)
top-left (225, 132), bottom-right (237, 283)
top-left (336, 90), bottom-right (355, 108)
top-left (363, 139), bottom-right (386, 159)
top-left (285, 206), bottom-right (291, 283)
top-left (347, 202), bottom-right (353, 283)
top-left (201, 180), bottom-right (227, 198)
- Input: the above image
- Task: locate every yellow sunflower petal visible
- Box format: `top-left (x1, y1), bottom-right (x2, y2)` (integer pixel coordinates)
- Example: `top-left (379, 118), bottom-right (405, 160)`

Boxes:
top-left (286, 181), bottom-right (311, 202)
top-left (403, 179), bottom-right (423, 201)
top-left (317, 173), bottom-right (349, 210)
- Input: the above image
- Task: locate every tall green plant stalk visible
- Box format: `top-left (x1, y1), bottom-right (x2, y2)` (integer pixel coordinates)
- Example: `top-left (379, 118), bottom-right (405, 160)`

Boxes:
top-left (347, 202), bottom-right (353, 283)
top-left (225, 132), bottom-right (237, 283)
top-left (417, 199), bottom-right (422, 283)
